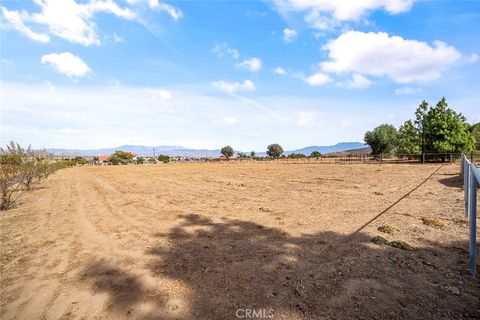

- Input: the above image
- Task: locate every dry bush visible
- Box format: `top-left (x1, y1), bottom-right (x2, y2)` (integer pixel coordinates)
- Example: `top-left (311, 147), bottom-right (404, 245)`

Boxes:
top-left (1, 142), bottom-right (63, 210)
top-left (0, 142), bottom-right (28, 210)
top-left (421, 216), bottom-right (448, 229)
top-left (377, 225), bottom-right (397, 235)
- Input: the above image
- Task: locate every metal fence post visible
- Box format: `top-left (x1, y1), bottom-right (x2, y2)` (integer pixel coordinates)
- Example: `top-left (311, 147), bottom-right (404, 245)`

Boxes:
top-left (468, 166), bottom-right (477, 277)
top-left (465, 162), bottom-right (471, 218)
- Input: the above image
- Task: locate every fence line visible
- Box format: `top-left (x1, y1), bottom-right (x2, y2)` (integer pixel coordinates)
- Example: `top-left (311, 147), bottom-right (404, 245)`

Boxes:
top-left (461, 153), bottom-right (479, 277)
top-left (167, 153), bottom-right (464, 165)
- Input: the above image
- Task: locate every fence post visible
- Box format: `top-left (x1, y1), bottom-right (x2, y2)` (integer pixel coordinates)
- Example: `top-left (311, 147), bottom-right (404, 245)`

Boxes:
top-left (422, 153), bottom-right (425, 164)
top-left (468, 167), bottom-right (477, 277)
top-left (465, 162), bottom-right (470, 218)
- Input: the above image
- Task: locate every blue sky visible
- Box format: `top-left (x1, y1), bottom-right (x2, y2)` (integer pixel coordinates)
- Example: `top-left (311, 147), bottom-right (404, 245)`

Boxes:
top-left (1, 0), bottom-right (479, 151)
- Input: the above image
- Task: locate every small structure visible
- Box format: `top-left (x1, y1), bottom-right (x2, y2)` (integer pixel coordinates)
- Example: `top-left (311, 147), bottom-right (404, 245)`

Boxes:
top-left (96, 155), bottom-right (110, 165)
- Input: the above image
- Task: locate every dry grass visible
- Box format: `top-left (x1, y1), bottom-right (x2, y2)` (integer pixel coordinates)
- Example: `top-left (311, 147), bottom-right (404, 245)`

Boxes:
top-left (377, 224), bottom-right (397, 235)
top-left (421, 216), bottom-right (448, 229)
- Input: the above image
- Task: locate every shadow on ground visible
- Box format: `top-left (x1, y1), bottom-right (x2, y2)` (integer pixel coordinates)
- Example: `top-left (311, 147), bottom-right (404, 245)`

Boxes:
top-left (438, 173), bottom-right (464, 188)
top-left (81, 214), bottom-right (480, 320)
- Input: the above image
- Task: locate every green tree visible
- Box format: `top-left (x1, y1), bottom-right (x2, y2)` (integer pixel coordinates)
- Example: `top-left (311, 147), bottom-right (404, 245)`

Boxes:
top-left (157, 155), bottom-right (170, 163)
top-left (421, 98), bottom-right (475, 153)
top-left (266, 144), bottom-right (284, 158)
top-left (310, 151), bottom-right (322, 158)
top-left (74, 156), bottom-right (89, 165)
top-left (221, 146), bottom-right (234, 159)
top-left (364, 124), bottom-right (398, 156)
top-left (250, 151), bottom-right (256, 158)
top-left (112, 151), bottom-right (135, 162)
top-left (109, 155), bottom-right (122, 165)
top-left (414, 100), bottom-right (429, 153)
top-left (473, 123), bottom-right (480, 150)
top-left (136, 157), bottom-right (145, 164)
top-left (397, 120), bottom-right (421, 155)
top-left (237, 152), bottom-right (248, 158)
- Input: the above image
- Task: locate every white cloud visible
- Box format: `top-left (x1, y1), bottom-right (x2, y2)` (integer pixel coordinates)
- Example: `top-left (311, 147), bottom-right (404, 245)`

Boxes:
top-left (296, 112), bottom-right (316, 127)
top-left (394, 86), bottom-right (421, 95)
top-left (272, 0), bottom-right (414, 30)
top-left (113, 33), bottom-right (123, 43)
top-left (236, 57), bottom-right (262, 72)
top-left (148, 88), bottom-right (172, 100)
top-left (211, 80), bottom-right (255, 93)
top-left (340, 73), bottom-right (371, 89)
top-left (1, 0), bottom-right (135, 46)
top-left (212, 42), bottom-right (240, 59)
top-left (1, 7), bottom-right (50, 43)
top-left (218, 116), bottom-right (238, 125)
top-left (125, 0), bottom-right (182, 19)
top-left (283, 28), bottom-right (297, 42)
top-left (1, 0), bottom-right (181, 46)
top-left (320, 31), bottom-right (462, 83)
top-left (304, 72), bottom-right (332, 86)
top-left (272, 67), bottom-right (286, 75)
top-left (41, 52), bottom-right (91, 77)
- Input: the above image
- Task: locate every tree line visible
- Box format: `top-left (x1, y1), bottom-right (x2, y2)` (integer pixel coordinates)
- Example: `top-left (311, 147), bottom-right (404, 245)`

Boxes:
top-left (364, 98), bottom-right (479, 156)
top-left (221, 144), bottom-right (322, 159)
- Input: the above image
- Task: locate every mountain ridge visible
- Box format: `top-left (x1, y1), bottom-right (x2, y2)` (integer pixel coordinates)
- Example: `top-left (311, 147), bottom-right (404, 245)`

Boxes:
top-left (47, 142), bottom-right (367, 157)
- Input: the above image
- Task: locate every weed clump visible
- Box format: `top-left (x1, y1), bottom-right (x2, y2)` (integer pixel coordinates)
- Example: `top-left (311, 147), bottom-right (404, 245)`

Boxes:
top-left (371, 236), bottom-right (389, 245)
top-left (377, 225), bottom-right (396, 235)
top-left (421, 216), bottom-right (447, 229)
top-left (388, 240), bottom-right (415, 251)
top-left (371, 236), bottom-right (415, 251)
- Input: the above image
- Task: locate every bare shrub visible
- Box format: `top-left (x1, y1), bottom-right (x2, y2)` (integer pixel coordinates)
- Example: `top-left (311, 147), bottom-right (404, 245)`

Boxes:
top-left (0, 142), bottom-right (28, 210)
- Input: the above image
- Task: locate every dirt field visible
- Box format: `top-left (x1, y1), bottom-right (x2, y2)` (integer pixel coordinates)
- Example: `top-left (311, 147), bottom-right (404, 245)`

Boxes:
top-left (1, 163), bottom-right (479, 319)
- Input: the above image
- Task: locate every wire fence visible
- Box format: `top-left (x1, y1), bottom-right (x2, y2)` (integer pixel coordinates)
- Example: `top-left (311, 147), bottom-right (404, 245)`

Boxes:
top-left (172, 152), bottom-right (473, 165)
top-left (461, 153), bottom-right (479, 277)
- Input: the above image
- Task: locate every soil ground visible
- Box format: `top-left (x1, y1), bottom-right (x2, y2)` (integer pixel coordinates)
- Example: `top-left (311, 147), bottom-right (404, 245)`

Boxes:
top-left (1, 162), bottom-right (479, 319)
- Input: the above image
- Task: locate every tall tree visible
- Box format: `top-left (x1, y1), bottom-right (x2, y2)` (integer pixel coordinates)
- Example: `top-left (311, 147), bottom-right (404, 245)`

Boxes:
top-left (397, 120), bottom-right (421, 155)
top-left (421, 98), bottom-right (475, 153)
top-left (221, 146), bottom-right (234, 159)
top-left (471, 123), bottom-right (480, 150)
top-left (364, 124), bottom-right (398, 156)
top-left (266, 144), bottom-right (284, 158)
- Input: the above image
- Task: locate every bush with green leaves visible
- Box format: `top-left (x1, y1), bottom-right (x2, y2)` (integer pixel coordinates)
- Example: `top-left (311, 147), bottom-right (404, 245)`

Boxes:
top-left (287, 153), bottom-right (306, 159)
top-left (310, 151), bottom-right (322, 158)
top-left (110, 151), bottom-right (135, 164)
top-left (109, 155), bottom-right (123, 165)
top-left (157, 155), bottom-right (170, 163)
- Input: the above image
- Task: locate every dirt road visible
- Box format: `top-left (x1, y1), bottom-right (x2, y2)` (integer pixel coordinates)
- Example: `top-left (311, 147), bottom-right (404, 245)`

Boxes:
top-left (1, 163), bottom-right (479, 319)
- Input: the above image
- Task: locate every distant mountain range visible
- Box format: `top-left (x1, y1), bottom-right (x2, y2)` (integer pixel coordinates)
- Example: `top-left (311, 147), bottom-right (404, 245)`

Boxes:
top-left (47, 142), bottom-right (367, 158)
